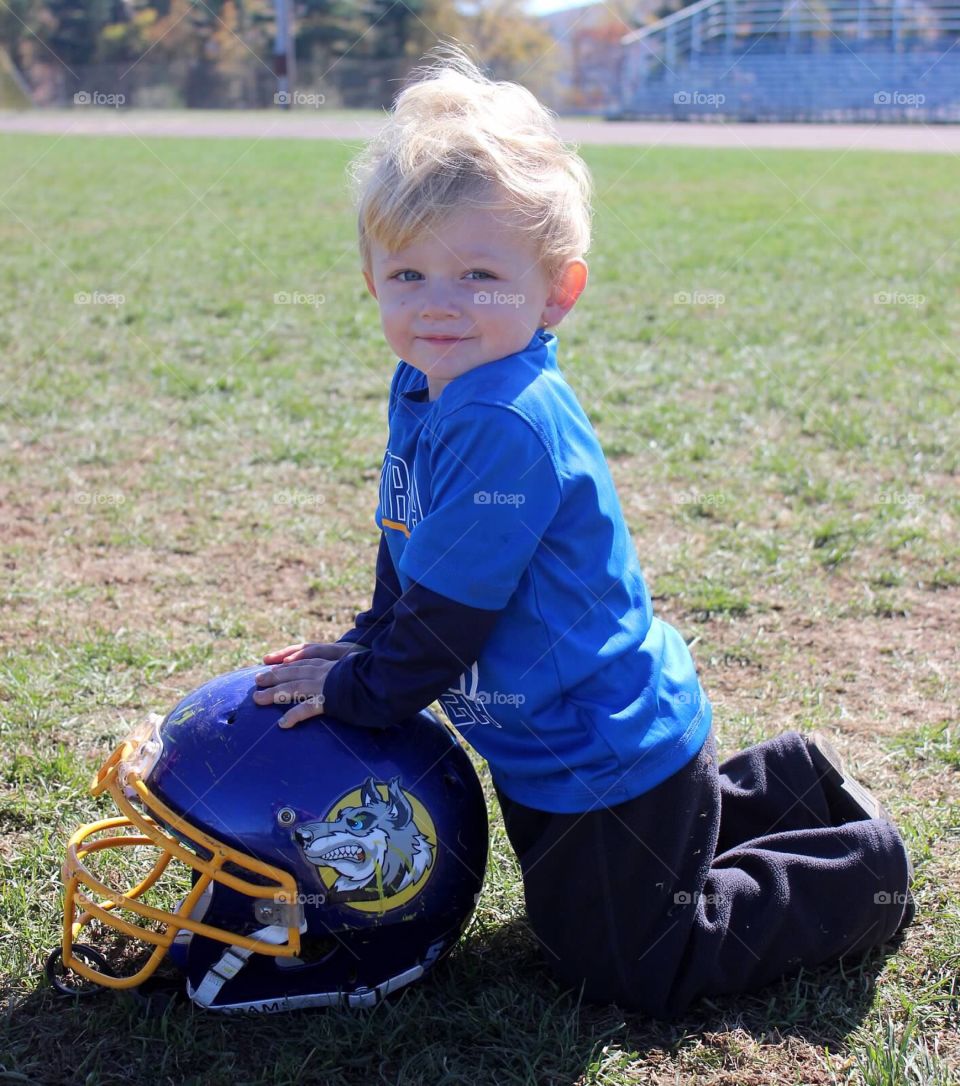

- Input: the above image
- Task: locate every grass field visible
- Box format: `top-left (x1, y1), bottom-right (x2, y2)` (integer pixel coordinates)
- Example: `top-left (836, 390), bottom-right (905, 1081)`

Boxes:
top-left (0, 128), bottom-right (958, 1085)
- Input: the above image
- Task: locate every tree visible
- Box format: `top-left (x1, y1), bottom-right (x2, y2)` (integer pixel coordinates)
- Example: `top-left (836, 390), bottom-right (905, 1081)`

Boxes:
top-left (36, 0), bottom-right (114, 68)
top-left (98, 3), bottom-right (160, 63)
top-left (0, 0), bottom-right (43, 72)
top-left (457, 0), bottom-right (561, 100)
top-left (357, 0), bottom-right (426, 58)
top-left (296, 0), bottom-right (369, 63)
top-left (400, 0), bottom-right (468, 64)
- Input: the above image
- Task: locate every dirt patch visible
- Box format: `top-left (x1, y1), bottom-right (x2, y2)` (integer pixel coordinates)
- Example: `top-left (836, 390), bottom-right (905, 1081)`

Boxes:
top-left (1, 470), bottom-right (373, 654)
top-left (4, 450), bottom-right (955, 759)
top-left (692, 581), bottom-right (957, 744)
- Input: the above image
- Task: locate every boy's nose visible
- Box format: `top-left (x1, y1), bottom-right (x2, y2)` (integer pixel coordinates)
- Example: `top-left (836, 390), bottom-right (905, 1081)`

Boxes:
top-left (419, 295), bottom-right (460, 319)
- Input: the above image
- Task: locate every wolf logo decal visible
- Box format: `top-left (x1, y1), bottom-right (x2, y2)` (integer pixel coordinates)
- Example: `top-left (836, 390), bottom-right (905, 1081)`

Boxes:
top-left (294, 777), bottom-right (436, 912)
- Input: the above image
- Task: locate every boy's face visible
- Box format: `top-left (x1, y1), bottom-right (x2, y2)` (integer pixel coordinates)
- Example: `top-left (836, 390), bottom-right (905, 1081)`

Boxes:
top-left (363, 202), bottom-right (587, 400)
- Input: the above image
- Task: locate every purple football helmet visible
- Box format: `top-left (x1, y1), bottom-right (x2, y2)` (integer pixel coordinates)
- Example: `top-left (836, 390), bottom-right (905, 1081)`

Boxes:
top-left (55, 666), bottom-right (488, 1011)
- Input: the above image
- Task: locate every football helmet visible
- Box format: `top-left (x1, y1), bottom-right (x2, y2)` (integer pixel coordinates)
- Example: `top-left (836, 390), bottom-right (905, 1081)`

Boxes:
top-left (52, 666), bottom-right (488, 1012)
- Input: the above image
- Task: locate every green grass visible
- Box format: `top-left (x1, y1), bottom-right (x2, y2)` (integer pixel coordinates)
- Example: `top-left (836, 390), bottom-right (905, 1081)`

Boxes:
top-left (1, 129), bottom-right (958, 1084)
top-left (886, 723), bottom-right (960, 771)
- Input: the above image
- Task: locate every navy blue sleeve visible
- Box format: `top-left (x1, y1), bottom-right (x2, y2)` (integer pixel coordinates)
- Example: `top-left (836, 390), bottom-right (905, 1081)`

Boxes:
top-left (321, 579), bottom-right (503, 728)
top-left (336, 531), bottom-right (402, 649)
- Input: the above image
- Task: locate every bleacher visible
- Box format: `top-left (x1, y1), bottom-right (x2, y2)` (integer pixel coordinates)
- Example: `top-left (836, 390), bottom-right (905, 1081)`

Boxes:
top-left (614, 0), bottom-right (960, 121)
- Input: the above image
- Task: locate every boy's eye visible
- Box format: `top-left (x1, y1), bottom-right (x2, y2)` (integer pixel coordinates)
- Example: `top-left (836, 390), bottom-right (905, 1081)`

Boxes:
top-left (389, 270), bottom-right (495, 282)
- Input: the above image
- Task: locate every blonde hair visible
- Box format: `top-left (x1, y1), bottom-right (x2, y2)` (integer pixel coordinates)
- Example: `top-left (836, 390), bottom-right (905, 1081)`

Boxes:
top-left (347, 41), bottom-right (593, 288)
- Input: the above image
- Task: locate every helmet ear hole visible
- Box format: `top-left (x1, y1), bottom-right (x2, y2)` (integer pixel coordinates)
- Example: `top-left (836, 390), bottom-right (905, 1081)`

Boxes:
top-left (288, 936), bottom-right (338, 965)
top-left (46, 944), bottom-right (114, 997)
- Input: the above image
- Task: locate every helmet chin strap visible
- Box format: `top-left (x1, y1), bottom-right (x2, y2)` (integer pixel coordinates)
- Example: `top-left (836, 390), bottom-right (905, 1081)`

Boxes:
top-left (189, 922), bottom-right (302, 1009)
top-left (188, 933), bottom-right (449, 1013)
top-left (181, 881), bottom-right (442, 1012)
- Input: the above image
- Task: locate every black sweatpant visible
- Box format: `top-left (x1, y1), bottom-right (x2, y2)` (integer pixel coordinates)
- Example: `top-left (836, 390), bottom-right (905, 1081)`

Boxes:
top-left (494, 728), bottom-right (912, 1018)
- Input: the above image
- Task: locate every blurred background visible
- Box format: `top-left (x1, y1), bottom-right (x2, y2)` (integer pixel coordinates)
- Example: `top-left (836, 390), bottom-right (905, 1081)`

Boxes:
top-left (0, 0), bottom-right (957, 122)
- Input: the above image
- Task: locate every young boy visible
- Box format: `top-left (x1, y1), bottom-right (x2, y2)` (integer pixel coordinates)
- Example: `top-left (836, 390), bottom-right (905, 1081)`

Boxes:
top-left (252, 44), bottom-right (913, 1018)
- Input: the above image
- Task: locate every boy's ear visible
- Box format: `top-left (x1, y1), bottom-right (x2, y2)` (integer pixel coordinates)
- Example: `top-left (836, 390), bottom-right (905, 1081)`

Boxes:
top-left (363, 269), bottom-right (378, 299)
top-left (542, 258), bottom-right (588, 327)
top-left (556, 259), bottom-right (588, 308)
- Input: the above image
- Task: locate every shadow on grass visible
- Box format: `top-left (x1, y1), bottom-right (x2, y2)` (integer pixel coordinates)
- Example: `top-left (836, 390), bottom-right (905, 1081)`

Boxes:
top-left (2, 917), bottom-right (906, 1085)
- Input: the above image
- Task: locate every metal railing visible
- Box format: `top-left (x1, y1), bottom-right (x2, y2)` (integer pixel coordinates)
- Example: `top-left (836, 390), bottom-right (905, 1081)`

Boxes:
top-left (621, 0), bottom-right (960, 69)
top-left (614, 0), bottom-right (960, 120)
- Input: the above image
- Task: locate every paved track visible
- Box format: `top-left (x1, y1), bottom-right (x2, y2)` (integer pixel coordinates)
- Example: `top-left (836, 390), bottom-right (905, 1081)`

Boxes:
top-left (1, 109), bottom-right (958, 152)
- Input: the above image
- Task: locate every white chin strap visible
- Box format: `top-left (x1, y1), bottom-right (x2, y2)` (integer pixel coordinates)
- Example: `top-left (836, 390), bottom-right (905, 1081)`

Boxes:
top-left (187, 928), bottom-right (428, 1013)
top-left (188, 923), bottom-right (296, 1009)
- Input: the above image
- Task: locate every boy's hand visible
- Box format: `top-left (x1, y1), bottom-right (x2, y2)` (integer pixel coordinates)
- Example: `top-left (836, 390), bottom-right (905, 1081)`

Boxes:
top-left (262, 641), bottom-right (367, 665)
top-left (253, 661), bottom-right (332, 728)
top-left (255, 643), bottom-right (367, 729)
